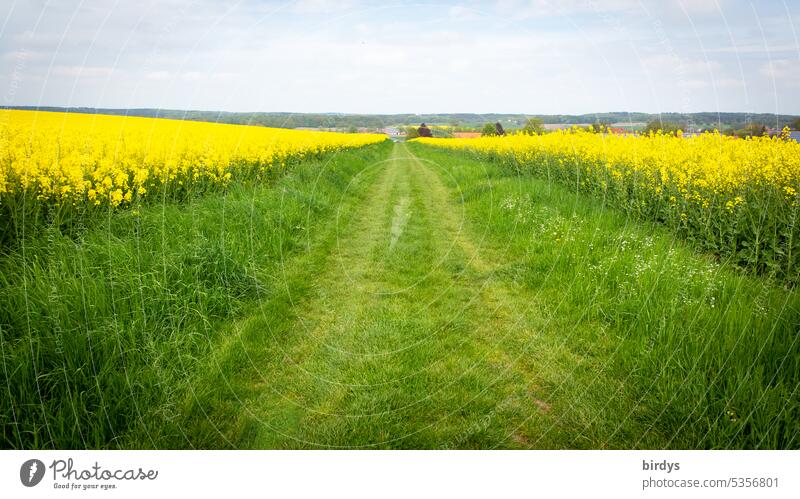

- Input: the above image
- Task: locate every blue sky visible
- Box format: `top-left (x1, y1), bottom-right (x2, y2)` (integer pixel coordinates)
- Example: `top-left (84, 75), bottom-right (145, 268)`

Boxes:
top-left (1, 0), bottom-right (798, 114)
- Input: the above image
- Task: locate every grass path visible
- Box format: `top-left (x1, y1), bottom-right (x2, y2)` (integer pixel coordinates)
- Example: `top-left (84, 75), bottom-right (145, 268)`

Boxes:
top-left (4, 141), bottom-right (794, 449)
top-left (177, 143), bottom-right (646, 449)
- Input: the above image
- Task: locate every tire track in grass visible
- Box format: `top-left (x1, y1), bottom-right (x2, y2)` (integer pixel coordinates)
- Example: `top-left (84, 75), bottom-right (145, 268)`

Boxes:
top-left (401, 143), bottom-right (624, 448)
top-left (189, 143), bottom-right (633, 448)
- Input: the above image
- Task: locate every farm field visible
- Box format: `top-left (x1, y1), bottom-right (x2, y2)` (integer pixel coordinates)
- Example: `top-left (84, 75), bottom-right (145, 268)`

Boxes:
top-left (417, 129), bottom-right (800, 281)
top-left (1, 113), bottom-right (797, 449)
top-left (0, 110), bottom-right (385, 244)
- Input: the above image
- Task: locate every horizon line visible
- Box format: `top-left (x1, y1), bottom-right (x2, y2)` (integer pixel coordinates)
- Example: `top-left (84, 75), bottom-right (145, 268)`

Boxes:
top-left (3, 105), bottom-right (799, 118)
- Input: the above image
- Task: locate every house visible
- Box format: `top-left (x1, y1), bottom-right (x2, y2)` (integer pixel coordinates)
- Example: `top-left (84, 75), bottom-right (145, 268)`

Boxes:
top-left (381, 127), bottom-right (404, 136)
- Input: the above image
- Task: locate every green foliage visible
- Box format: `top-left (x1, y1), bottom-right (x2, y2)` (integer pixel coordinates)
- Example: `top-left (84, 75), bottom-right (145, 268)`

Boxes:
top-left (481, 123), bottom-right (497, 136)
top-left (644, 120), bottom-right (684, 135)
top-left (404, 126), bottom-right (420, 139)
top-left (431, 127), bottom-right (454, 138)
top-left (521, 117), bottom-right (545, 135)
top-left (731, 123), bottom-right (768, 138)
top-left (592, 120), bottom-right (613, 133)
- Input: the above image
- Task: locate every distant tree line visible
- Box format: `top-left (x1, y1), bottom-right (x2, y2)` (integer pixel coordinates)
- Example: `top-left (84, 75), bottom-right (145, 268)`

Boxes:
top-left (4, 106), bottom-right (799, 134)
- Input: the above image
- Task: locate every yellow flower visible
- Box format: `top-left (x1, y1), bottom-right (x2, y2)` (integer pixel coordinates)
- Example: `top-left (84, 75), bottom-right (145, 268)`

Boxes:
top-left (414, 130), bottom-right (800, 241)
top-left (0, 109), bottom-right (386, 209)
top-left (110, 189), bottom-right (123, 207)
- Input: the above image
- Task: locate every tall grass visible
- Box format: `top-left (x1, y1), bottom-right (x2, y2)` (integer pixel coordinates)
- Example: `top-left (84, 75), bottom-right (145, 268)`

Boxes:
top-left (411, 142), bottom-right (799, 449)
top-left (0, 142), bottom-right (391, 449)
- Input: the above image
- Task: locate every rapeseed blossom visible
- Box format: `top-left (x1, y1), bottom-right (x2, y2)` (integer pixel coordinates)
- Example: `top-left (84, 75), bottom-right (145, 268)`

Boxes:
top-left (0, 110), bottom-right (385, 208)
top-left (415, 129), bottom-right (800, 279)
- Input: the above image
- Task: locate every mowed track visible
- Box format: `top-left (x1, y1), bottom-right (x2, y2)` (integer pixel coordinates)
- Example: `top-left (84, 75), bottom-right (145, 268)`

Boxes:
top-left (180, 143), bottom-right (637, 449)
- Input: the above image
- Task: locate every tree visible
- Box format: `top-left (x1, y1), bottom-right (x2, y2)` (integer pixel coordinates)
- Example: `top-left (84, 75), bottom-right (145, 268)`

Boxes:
top-left (431, 127), bottom-right (454, 138)
top-left (733, 123), bottom-right (767, 138)
top-left (481, 123), bottom-right (497, 137)
top-left (417, 123), bottom-right (432, 138)
top-left (644, 120), bottom-right (683, 135)
top-left (404, 126), bottom-right (420, 139)
top-left (521, 118), bottom-right (545, 135)
top-left (593, 120), bottom-right (613, 133)
top-left (792, 118), bottom-right (800, 131)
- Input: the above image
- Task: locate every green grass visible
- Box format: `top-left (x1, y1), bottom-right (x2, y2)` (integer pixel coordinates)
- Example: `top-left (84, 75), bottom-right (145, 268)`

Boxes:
top-left (1, 140), bottom-right (797, 449)
top-left (0, 142), bottom-right (392, 448)
top-left (408, 142), bottom-right (800, 448)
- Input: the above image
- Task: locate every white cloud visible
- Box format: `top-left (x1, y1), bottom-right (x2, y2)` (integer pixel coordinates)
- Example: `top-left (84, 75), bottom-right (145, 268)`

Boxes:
top-left (705, 43), bottom-right (800, 54)
top-left (675, 0), bottom-right (725, 15)
top-left (642, 54), bottom-right (723, 74)
top-left (495, 0), bottom-right (641, 19)
top-left (760, 59), bottom-right (800, 84)
top-left (51, 65), bottom-right (114, 79)
top-left (0, 0), bottom-right (798, 114)
top-left (448, 5), bottom-right (481, 21)
top-left (290, 0), bottom-right (359, 14)
top-left (146, 71), bottom-right (172, 80)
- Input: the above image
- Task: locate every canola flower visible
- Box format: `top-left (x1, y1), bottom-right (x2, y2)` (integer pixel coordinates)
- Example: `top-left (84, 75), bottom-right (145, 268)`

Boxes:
top-left (415, 128), bottom-right (800, 280)
top-left (0, 110), bottom-right (385, 210)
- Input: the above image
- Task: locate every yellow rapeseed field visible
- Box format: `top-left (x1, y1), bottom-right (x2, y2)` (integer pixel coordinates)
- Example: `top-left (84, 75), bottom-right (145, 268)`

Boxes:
top-left (0, 110), bottom-right (385, 209)
top-left (415, 129), bottom-right (800, 279)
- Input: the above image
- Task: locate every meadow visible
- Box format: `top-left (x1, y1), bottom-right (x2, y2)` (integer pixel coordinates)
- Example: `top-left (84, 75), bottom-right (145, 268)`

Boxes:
top-left (0, 111), bottom-right (797, 449)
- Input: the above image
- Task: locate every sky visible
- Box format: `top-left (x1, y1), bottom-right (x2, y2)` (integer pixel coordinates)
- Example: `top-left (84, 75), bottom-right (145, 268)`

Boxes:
top-left (1, 0), bottom-right (798, 115)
